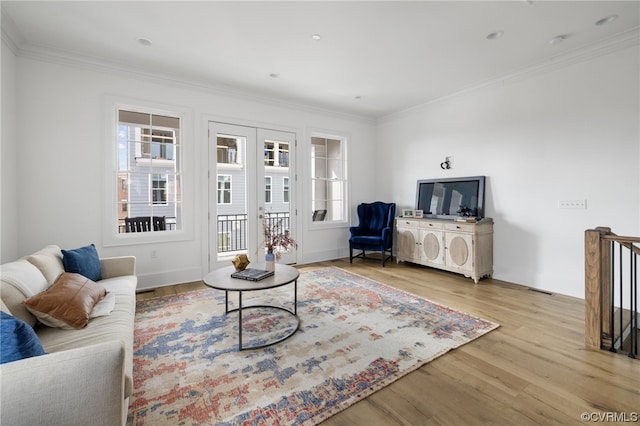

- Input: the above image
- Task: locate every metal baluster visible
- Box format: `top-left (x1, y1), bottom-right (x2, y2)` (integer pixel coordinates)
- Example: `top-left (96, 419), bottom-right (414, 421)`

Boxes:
top-left (619, 243), bottom-right (623, 353)
top-left (610, 241), bottom-right (616, 352)
top-left (631, 246), bottom-right (637, 358)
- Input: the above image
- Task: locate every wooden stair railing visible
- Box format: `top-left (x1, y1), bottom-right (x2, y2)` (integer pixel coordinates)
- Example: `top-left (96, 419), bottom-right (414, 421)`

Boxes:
top-left (585, 227), bottom-right (639, 358)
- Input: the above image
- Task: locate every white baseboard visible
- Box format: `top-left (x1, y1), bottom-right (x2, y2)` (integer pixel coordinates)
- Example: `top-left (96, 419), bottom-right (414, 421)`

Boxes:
top-left (135, 248), bottom-right (353, 290)
top-left (301, 248), bottom-right (350, 264)
top-left (137, 266), bottom-right (203, 291)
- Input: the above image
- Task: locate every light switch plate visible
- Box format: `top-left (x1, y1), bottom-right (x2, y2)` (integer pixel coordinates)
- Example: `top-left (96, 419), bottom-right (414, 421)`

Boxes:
top-left (558, 199), bottom-right (587, 209)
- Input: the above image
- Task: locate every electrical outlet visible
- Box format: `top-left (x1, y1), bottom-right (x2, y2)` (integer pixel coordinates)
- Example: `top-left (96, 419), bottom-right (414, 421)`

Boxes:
top-left (150, 250), bottom-right (158, 258)
top-left (558, 199), bottom-right (587, 209)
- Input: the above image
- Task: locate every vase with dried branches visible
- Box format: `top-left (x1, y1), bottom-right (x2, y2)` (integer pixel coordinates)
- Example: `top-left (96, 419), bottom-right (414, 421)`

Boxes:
top-left (262, 215), bottom-right (297, 266)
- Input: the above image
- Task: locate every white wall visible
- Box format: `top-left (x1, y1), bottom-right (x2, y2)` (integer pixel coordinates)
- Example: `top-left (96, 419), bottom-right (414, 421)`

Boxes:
top-left (4, 36), bottom-right (638, 298)
top-left (1, 40), bottom-right (19, 263)
top-left (376, 44), bottom-right (640, 298)
top-left (7, 54), bottom-right (376, 288)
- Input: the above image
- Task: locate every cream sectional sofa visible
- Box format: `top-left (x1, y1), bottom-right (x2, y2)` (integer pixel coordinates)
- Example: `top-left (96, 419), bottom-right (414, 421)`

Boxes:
top-left (0, 245), bottom-right (137, 426)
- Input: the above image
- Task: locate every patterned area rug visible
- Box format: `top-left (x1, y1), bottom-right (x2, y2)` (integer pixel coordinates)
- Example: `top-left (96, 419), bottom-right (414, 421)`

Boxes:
top-left (128, 267), bottom-right (498, 425)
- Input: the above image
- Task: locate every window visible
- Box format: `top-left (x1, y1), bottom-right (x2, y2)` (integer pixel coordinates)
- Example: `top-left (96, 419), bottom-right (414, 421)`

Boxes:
top-left (264, 141), bottom-right (289, 167)
top-left (151, 174), bottom-right (168, 205)
top-left (117, 109), bottom-right (182, 234)
top-left (217, 137), bottom-right (238, 164)
top-left (283, 177), bottom-right (290, 203)
top-left (141, 129), bottom-right (174, 160)
top-left (311, 135), bottom-right (347, 222)
top-left (265, 176), bottom-right (272, 203)
top-left (218, 175), bottom-right (231, 204)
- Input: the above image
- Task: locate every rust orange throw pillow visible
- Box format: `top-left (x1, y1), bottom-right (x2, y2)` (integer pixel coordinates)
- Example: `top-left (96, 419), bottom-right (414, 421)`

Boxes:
top-left (23, 272), bottom-right (107, 329)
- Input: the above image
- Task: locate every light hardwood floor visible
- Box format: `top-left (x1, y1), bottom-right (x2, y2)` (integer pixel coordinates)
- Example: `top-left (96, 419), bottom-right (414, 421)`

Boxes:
top-left (136, 259), bottom-right (640, 425)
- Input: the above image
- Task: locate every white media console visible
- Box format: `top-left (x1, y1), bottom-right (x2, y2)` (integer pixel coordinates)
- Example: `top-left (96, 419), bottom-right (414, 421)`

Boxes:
top-left (395, 217), bottom-right (493, 284)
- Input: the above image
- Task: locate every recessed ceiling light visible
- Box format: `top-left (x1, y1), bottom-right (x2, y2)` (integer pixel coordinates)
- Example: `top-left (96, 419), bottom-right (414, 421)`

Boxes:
top-left (486, 30), bottom-right (504, 40)
top-left (136, 37), bottom-right (152, 46)
top-left (549, 34), bottom-right (571, 45)
top-left (269, 73), bottom-right (278, 78)
top-left (354, 95), bottom-right (362, 100)
top-left (311, 34), bottom-right (322, 41)
top-left (595, 15), bottom-right (618, 26)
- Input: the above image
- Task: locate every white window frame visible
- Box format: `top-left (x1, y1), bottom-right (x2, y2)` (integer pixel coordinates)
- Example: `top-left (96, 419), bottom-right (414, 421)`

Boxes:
top-left (310, 132), bottom-right (348, 226)
top-left (283, 177), bottom-right (290, 203)
top-left (217, 175), bottom-right (232, 204)
top-left (103, 97), bottom-right (193, 246)
top-left (265, 176), bottom-right (272, 204)
top-left (151, 174), bottom-right (168, 205)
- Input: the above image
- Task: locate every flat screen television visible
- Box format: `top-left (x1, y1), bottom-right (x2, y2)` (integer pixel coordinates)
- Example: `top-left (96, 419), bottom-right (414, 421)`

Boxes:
top-left (415, 176), bottom-right (486, 219)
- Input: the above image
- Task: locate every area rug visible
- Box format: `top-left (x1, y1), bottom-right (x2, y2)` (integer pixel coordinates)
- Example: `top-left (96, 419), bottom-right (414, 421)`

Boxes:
top-left (128, 267), bottom-right (499, 425)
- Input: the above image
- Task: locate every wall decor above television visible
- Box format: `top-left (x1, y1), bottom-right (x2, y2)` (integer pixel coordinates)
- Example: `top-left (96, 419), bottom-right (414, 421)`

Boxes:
top-left (415, 175), bottom-right (486, 219)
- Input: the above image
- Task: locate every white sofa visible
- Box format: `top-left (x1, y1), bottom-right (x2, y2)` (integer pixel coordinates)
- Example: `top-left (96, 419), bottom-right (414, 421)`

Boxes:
top-left (0, 245), bottom-right (137, 426)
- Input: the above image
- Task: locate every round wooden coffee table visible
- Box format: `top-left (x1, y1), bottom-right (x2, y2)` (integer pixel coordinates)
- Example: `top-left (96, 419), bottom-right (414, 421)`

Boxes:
top-left (203, 264), bottom-right (300, 351)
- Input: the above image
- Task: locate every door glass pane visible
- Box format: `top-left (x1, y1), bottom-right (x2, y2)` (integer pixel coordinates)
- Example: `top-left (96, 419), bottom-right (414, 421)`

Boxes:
top-left (216, 135), bottom-right (247, 259)
top-left (210, 124), bottom-right (296, 268)
top-left (260, 134), bottom-right (295, 264)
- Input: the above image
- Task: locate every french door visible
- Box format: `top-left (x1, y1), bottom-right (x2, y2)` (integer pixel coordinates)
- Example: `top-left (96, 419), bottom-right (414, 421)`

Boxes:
top-left (208, 122), bottom-right (297, 270)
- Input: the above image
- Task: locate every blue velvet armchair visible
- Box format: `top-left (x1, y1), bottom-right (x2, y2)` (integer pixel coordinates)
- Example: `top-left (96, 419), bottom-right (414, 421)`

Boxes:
top-left (349, 202), bottom-right (396, 267)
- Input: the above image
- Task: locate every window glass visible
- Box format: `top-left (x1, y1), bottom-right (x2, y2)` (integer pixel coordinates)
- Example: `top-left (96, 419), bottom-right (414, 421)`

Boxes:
top-left (265, 176), bottom-right (272, 203)
top-left (283, 177), bottom-right (290, 203)
top-left (217, 175), bottom-right (231, 204)
top-left (117, 109), bottom-right (181, 233)
top-left (217, 137), bottom-right (238, 164)
top-left (264, 140), bottom-right (289, 167)
top-left (311, 135), bottom-right (346, 222)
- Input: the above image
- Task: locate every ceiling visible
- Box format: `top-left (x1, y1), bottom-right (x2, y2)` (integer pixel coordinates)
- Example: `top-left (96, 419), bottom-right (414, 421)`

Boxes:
top-left (2, 1), bottom-right (639, 118)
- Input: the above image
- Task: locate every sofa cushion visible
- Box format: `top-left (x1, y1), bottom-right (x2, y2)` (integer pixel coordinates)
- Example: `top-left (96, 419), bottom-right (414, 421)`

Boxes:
top-left (90, 293), bottom-right (116, 318)
top-left (62, 244), bottom-right (102, 281)
top-left (25, 245), bottom-right (64, 285)
top-left (0, 259), bottom-right (49, 326)
top-left (36, 274), bottom-right (137, 398)
top-left (0, 299), bottom-right (10, 314)
top-left (23, 273), bottom-right (107, 329)
top-left (1, 311), bottom-right (47, 364)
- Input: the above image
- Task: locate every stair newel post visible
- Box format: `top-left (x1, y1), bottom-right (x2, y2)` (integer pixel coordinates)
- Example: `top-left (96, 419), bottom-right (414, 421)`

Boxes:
top-left (584, 227), bottom-right (611, 350)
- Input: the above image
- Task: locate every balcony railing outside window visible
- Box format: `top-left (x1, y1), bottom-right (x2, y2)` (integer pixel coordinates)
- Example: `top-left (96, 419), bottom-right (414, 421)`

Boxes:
top-left (217, 212), bottom-right (290, 253)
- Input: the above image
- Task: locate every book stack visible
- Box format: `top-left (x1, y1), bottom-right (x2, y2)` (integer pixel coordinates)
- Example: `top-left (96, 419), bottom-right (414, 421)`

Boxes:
top-left (230, 268), bottom-right (274, 281)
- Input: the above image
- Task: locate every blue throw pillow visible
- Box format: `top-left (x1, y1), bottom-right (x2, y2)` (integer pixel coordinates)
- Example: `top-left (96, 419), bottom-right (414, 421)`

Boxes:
top-left (62, 243), bottom-right (102, 281)
top-left (1, 311), bottom-right (47, 364)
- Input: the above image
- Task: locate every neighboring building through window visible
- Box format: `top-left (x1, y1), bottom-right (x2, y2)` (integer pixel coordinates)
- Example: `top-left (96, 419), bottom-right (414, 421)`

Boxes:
top-left (217, 137), bottom-right (238, 164)
top-left (311, 135), bottom-right (346, 222)
top-left (264, 141), bottom-right (289, 167)
top-left (217, 175), bottom-right (231, 204)
top-left (117, 109), bottom-right (182, 233)
top-left (151, 174), bottom-right (168, 205)
top-left (283, 177), bottom-right (289, 203)
top-left (265, 176), bottom-right (272, 203)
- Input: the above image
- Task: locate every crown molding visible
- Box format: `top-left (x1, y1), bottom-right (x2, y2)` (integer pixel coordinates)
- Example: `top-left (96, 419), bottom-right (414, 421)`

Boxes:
top-left (5, 20), bottom-right (638, 126)
top-left (378, 27), bottom-right (640, 124)
top-left (11, 41), bottom-right (375, 125)
top-left (1, 6), bottom-right (24, 55)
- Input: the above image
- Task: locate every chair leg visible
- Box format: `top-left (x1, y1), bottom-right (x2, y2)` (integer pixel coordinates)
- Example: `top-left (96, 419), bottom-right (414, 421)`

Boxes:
top-left (349, 245), bottom-right (353, 263)
top-left (382, 248), bottom-right (391, 267)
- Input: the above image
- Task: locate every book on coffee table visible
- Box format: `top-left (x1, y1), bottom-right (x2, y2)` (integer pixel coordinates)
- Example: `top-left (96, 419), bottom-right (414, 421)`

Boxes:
top-left (230, 268), bottom-right (274, 281)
